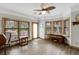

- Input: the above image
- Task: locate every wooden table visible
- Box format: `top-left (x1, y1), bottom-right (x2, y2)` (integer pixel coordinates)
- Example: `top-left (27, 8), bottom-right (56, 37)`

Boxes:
top-left (45, 34), bottom-right (67, 44)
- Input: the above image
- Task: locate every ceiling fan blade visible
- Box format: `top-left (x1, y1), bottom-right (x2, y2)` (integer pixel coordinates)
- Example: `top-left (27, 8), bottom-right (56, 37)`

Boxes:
top-left (33, 9), bottom-right (42, 11)
top-left (45, 6), bottom-right (56, 10)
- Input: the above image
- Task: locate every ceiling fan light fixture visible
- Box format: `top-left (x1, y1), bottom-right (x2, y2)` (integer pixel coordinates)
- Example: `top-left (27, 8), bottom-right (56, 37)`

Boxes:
top-left (41, 11), bottom-right (46, 14)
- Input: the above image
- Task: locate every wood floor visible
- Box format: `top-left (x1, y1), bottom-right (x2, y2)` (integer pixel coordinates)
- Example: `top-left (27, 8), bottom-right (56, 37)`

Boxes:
top-left (3, 39), bottom-right (79, 55)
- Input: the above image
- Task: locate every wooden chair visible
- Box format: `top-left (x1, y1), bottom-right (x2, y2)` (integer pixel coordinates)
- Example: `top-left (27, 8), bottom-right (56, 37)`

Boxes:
top-left (0, 34), bottom-right (7, 55)
top-left (19, 36), bottom-right (28, 46)
top-left (5, 32), bottom-right (11, 47)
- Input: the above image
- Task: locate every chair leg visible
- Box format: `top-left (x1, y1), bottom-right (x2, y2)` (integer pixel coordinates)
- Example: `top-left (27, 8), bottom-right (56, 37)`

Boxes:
top-left (4, 45), bottom-right (6, 55)
top-left (0, 49), bottom-right (1, 54)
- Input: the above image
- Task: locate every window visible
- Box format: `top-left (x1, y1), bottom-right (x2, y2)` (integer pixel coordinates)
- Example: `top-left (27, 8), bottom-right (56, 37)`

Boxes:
top-left (3, 18), bottom-right (30, 42)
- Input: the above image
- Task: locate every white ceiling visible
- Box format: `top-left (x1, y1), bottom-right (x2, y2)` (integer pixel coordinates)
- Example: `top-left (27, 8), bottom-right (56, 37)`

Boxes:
top-left (0, 3), bottom-right (78, 20)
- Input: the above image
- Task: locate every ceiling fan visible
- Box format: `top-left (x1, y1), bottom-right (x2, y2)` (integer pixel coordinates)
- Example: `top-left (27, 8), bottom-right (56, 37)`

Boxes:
top-left (33, 3), bottom-right (56, 15)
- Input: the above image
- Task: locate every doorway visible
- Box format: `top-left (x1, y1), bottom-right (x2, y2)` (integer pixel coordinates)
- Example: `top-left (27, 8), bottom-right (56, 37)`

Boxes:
top-left (32, 22), bottom-right (39, 39)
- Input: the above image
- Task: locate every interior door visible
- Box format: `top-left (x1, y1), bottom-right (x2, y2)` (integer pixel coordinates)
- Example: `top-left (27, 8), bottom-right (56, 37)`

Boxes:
top-left (32, 22), bottom-right (38, 39)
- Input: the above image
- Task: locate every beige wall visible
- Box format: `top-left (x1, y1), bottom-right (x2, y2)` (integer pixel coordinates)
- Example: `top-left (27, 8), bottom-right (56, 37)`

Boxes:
top-left (39, 20), bottom-right (45, 39)
top-left (71, 5), bottom-right (79, 48)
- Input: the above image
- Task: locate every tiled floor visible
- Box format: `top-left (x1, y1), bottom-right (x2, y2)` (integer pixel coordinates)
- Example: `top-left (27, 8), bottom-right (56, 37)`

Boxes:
top-left (5, 39), bottom-right (79, 55)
